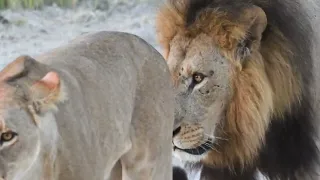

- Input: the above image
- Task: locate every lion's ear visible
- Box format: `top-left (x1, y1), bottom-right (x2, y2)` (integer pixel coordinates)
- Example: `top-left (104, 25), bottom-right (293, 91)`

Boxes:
top-left (236, 5), bottom-right (267, 60)
top-left (28, 71), bottom-right (61, 116)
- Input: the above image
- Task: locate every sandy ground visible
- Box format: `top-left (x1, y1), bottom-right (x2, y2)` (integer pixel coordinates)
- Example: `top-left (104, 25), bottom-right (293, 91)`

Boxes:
top-left (0, 1), bottom-right (162, 69)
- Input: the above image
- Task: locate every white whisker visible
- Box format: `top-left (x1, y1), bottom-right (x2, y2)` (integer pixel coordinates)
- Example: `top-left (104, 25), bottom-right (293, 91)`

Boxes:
top-left (204, 136), bottom-right (223, 148)
top-left (204, 142), bottom-right (215, 148)
top-left (199, 145), bottom-right (207, 152)
top-left (215, 136), bottom-right (229, 141)
top-left (204, 133), bottom-right (228, 141)
top-left (204, 142), bottom-right (221, 153)
top-left (214, 141), bottom-right (222, 147)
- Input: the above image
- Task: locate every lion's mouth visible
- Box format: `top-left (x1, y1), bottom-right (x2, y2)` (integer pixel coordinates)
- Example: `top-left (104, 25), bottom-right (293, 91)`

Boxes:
top-left (173, 140), bottom-right (213, 155)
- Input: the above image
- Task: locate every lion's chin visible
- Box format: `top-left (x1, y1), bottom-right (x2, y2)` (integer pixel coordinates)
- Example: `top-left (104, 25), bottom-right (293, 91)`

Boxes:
top-left (173, 141), bottom-right (213, 162)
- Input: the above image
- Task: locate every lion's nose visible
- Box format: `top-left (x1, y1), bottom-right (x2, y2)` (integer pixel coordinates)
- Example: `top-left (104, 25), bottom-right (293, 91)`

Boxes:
top-left (173, 126), bottom-right (181, 137)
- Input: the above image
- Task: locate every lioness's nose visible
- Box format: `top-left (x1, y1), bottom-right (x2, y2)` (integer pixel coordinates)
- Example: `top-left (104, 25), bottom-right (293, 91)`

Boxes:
top-left (173, 126), bottom-right (181, 137)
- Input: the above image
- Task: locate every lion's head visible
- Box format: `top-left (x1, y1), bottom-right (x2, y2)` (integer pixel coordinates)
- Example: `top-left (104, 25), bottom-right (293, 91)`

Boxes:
top-left (0, 56), bottom-right (64, 179)
top-left (156, 0), bottom-right (303, 168)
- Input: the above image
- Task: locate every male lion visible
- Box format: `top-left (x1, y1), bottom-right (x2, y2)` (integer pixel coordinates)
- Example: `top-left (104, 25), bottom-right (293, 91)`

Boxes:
top-left (0, 31), bottom-right (174, 180)
top-left (156, 0), bottom-right (320, 179)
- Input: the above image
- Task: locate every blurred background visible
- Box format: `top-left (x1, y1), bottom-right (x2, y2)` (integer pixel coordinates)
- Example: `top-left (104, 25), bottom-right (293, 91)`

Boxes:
top-left (0, 0), bottom-right (163, 68)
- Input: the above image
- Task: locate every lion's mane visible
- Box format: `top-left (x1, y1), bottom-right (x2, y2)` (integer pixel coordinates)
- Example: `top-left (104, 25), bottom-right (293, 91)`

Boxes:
top-left (156, 0), bottom-right (319, 179)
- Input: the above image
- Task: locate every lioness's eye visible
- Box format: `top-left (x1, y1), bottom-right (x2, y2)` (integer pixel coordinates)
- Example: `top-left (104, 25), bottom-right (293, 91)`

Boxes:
top-left (1, 131), bottom-right (17, 142)
top-left (193, 73), bottom-right (205, 84)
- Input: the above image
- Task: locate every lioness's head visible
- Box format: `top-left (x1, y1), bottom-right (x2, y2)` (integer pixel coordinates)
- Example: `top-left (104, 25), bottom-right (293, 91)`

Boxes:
top-left (0, 56), bottom-right (63, 179)
top-left (156, 0), bottom-right (300, 167)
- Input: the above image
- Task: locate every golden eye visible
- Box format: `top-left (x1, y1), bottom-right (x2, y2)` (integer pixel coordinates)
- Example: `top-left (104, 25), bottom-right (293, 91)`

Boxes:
top-left (193, 73), bottom-right (205, 83)
top-left (1, 131), bottom-right (17, 142)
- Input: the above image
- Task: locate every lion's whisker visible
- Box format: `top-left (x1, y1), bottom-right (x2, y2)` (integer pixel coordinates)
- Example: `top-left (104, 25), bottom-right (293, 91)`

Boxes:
top-left (215, 136), bottom-right (229, 141)
top-left (199, 145), bottom-right (207, 152)
top-left (202, 143), bottom-right (221, 153)
top-left (204, 133), bottom-right (229, 141)
top-left (204, 142), bottom-right (214, 148)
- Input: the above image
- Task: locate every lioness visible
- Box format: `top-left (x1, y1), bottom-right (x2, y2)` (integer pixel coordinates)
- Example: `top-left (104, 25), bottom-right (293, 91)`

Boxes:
top-left (0, 31), bottom-right (174, 180)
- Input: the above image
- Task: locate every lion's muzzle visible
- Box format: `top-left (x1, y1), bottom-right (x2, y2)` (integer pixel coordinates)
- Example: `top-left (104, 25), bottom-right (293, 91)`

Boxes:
top-left (172, 123), bottom-right (213, 155)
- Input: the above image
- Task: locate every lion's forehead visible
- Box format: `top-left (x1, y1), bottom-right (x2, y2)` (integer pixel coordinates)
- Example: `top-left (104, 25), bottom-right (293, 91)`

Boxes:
top-left (184, 36), bottom-right (224, 63)
top-left (180, 52), bottom-right (228, 78)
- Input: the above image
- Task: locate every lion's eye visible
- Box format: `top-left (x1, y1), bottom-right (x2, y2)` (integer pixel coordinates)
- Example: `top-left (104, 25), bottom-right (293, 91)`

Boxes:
top-left (1, 131), bottom-right (17, 142)
top-left (193, 73), bottom-right (205, 84)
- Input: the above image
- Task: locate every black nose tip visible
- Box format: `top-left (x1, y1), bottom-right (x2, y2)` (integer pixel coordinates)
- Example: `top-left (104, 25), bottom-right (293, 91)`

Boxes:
top-left (173, 126), bottom-right (181, 137)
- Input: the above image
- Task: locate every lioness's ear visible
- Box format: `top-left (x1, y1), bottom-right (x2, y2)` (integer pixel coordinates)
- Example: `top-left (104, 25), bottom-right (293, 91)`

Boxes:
top-left (236, 5), bottom-right (267, 60)
top-left (0, 55), bottom-right (36, 82)
top-left (29, 71), bottom-right (61, 116)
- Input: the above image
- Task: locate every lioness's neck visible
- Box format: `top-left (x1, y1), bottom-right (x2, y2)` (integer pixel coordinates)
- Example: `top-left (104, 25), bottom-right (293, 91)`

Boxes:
top-left (40, 112), bottom-right (60, 178)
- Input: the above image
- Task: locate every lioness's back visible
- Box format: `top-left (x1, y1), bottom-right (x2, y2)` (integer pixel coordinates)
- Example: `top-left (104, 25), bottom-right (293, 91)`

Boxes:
top-left (37, 31), bottom-right (167, 80)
